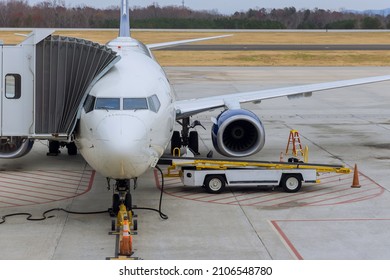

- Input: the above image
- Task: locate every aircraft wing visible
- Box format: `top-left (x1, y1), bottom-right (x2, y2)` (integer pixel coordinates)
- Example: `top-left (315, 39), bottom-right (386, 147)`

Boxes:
top-left (174, 75), bottom-right (390, 119)
top-left (147, 35), bottom-right (232, 50)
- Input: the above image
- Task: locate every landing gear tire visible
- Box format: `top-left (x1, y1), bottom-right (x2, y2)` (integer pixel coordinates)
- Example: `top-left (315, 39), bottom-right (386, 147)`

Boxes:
top-left (112, 194), bottom-right (120, 215)
top-left (281, 174), bottom-right (302, 193)
top-left (133, 219), bottom-right (138, 231)
top-left (125, 193), bottom-right (132, 211)
top-left (111, 219), bottom-right (116, 231)
top-left (204, 175), bottom-right (226, 194)
top-left (48, 140), bottom-right (60, 155)
top-left (171, 131), bottom-right (181, 155)
top-left (189, 131), bottom-right (199, 155)
top-left (67, 142), bottom-right (77, 155)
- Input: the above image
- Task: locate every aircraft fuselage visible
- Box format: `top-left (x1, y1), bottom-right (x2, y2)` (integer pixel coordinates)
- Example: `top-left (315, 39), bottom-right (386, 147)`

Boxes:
top-left (75, 37), bottom-right (176, 179)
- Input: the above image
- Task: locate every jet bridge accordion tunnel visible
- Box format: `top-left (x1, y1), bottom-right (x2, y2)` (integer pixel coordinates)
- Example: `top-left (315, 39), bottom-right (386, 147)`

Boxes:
top-left (0, 30), bottom-right (120, 158)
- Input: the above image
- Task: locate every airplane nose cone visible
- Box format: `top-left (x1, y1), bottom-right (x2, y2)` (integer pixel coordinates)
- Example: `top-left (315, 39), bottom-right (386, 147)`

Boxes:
top-left (94, 114), bottom-right (151, 178)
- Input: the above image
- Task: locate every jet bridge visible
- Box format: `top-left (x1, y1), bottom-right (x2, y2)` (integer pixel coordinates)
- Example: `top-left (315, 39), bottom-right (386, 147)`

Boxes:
top-left (0, 29), bottom-right (120, 158)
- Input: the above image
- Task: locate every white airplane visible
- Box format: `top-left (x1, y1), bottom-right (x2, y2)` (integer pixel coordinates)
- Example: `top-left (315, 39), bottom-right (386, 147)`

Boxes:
top-left (2, 0), bottom-right (390, 213)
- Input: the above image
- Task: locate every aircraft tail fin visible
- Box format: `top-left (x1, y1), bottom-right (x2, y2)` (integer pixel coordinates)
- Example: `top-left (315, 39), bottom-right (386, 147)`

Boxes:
top-left (119, 0), bottom-right (130, 37)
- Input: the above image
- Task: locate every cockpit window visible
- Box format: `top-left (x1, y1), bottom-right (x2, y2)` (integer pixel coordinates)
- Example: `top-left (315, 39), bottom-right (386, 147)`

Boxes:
top-left (95, 98), bottom-right (120, 110)
top-left (83, 94), bottom-right (96, 113)
top-left (123, 98), bottom-right (148, 110)
top-left (148, 95), bottom-right (161, 113)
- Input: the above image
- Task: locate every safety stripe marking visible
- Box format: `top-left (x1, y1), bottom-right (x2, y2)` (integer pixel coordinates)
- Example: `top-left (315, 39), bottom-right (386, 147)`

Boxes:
top-left (0, 170), bottom-right (95, 208)
top-left (154, 169), bottom-right (384, 207)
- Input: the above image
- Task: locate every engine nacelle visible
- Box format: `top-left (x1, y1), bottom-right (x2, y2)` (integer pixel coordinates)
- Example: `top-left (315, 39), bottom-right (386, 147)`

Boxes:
top-left (0, 137), bottom-right (34, 159)
top-left (211, 109), bottom-right (265, 157)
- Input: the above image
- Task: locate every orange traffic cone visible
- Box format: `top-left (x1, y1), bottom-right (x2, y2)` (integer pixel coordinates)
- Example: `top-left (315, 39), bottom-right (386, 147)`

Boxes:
top-left (351, 164), bottom-right (361, 188)
top-left (120, 217), bottom-right (133, 256)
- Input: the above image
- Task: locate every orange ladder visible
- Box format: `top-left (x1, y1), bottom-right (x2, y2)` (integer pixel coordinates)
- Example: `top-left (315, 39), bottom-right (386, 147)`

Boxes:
top-left (285, 130), bottom-right (308, 162)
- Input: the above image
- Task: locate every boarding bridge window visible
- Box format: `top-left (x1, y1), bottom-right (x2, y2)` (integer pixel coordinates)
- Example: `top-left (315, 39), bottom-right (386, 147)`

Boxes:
top-left (83, 94), bottom-right (96, 113)
top-left (95, 98), bottom-right (120, 110)
top-left (148, 95), bottom-right (161, 113)
top-left (123, 98), bottom-right (148, 110)
top-left (5, 74), bottom-right (21, 99)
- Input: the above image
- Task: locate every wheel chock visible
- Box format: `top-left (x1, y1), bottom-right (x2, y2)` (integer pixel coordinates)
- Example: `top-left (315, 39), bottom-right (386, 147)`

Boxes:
top-left (351, 164), bottom-right (361, 188)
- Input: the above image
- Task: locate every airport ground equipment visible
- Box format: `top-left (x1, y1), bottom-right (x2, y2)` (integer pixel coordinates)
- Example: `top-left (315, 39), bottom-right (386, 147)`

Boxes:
top-left (108, 203), bottom-right (138, 259)
top-left (164, 158), bottom-right (351, 193)
top-left (0, 29), bottom-right (119, 158)
top-left (283, 129), bottom-right (309, 163)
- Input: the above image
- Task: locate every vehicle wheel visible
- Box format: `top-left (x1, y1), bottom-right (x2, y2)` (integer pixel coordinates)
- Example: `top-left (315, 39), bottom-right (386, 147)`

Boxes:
top-left (112, 194), bottom-right (120, 215)
top-left (281, 174), bottom-right (302, 193)
top-left (189, 131), bottom-right (199, 154)
top-left (67, 142), bottom-right (77, 155)
top-left (204, 175), bottom-right (226, 194)
top-left (171, 131), bottom-right (181, 155)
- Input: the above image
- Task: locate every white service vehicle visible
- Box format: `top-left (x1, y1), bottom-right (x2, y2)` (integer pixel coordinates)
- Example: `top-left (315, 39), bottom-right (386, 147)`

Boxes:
top-left (181, 167), bottom-right (317, 193)
top-left (165, 159), bottom-right (350, 194)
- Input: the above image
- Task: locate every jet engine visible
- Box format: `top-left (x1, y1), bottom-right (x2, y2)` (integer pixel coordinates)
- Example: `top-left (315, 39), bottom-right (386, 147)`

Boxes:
top-left (211, 109), bottom-right (265, 157)
top-left (0, 137), bottom-right (34, 159)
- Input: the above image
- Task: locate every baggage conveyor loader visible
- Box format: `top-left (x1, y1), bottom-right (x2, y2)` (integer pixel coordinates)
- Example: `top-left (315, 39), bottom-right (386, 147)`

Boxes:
top-left (163, 158), bottom-right (351, 193)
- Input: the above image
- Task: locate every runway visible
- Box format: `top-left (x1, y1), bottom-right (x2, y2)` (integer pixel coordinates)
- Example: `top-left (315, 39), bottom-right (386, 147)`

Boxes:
top-left (0, 67), bottom-right (390, 260)
top-left (164, 44), bottom-right (390, 51)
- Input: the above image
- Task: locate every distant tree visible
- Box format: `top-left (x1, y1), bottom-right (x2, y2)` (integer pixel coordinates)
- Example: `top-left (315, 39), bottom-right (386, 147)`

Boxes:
top-left (0, 1), bottom-right (389, 30)
top-left (361, 16), bottom-right (383, 29)
top-left (325, 19), bottom-right (357, 29)
top-left (387, 15), bottom-right (390, 29)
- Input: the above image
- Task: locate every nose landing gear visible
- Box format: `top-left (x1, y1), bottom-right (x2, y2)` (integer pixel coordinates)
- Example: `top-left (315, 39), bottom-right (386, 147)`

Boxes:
top-left (109, 178), bottom-right (137, 216)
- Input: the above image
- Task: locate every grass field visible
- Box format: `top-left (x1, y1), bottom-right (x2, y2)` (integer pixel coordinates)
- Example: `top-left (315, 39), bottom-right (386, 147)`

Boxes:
top-left (1, 30), bottom-right (390, 66)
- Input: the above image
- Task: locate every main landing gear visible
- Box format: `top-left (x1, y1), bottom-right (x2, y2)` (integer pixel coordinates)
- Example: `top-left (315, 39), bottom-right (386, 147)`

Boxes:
top-left (47, 140), bottom-right (77, 156)
top-left (109, 178), bottom-right (136, 216)
top-left (171, 117), bottom-right (205, 156)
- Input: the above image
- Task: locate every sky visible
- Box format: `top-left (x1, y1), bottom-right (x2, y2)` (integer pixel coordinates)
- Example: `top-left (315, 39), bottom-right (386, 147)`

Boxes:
top-left (26, 1), bottom-right (390, 15)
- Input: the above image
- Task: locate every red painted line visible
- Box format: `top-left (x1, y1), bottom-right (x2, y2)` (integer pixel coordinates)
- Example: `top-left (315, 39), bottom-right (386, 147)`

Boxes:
top-left (270, 217), bottom-right (390, 259)
top-left (207, 195), bottom-right (238, 203)
top-left (0, 188), bottom-right (57, 201)
top-left (0, 174), bottom-right (87, 191)
top-left (0, 193), bottom-right (43, 204)
top-left (318, 190), bottom-right (385, 206)
top-left (227, 191), bottom-right (283, 204)
top-left (0, 170), bottom-right (95, 209)
top-left (0, 179), bottom-right (87, 194)
top-left (261, 176), bottom-right (373, 206)
top-left (0, 175), bottom-right (80, 190)
top-left (154, 168), bottom-right (384, 207)
top-left (44, 170), bottom-right (93, 183)
top-left (86, 170), bottom-right (95, 192)
top-left (268, 183), bottom-right (373, 207)
top-left (11, 170), bottom-right (88, 185)
top-left (304, 187), bottom-right (379, 206)
top-left (270, 220), bottom-right (303, 260)
top-left (0, 184), bottom-right (70, 198)
top-left (154, 170), bottom-right (161, 189)
top-left (315, 178), bottom-right (364, 188)
top-left (0, 199), bottom-right (21, 206)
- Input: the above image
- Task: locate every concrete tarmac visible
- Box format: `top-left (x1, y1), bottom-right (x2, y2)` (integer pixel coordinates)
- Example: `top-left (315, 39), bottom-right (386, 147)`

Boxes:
top-left (0, 67), bottom-right (390, 260)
